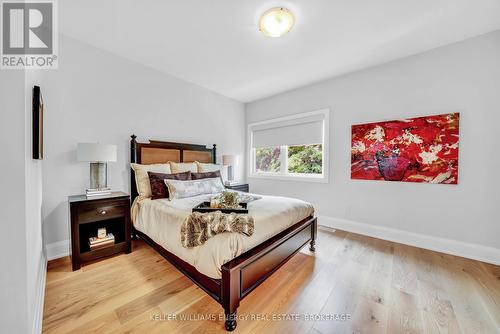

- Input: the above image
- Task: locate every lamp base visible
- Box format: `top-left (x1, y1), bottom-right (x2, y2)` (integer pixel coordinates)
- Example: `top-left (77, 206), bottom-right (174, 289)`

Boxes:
top-left (90, 162), bottom-right (107, 189)
top-left (227, 165), bottom-right (234, 182)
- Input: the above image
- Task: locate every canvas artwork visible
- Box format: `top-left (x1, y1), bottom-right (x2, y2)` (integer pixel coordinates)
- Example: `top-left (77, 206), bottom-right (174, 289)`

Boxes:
top-left (351, 113), bottom-right (459, 184)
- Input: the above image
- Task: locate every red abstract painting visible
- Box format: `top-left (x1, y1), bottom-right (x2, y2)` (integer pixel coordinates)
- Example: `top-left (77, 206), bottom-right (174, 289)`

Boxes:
top-left (351, 113), bottom-right (459, 184)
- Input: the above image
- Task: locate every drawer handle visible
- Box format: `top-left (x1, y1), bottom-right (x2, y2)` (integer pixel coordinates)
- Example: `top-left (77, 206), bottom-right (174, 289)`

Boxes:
top-left (100, 210), bottom-right (107, 215)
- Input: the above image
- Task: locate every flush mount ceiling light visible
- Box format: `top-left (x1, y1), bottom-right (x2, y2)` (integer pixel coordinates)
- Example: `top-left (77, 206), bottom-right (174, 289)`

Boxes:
top-left (259, 7), bottom-right (294, 37)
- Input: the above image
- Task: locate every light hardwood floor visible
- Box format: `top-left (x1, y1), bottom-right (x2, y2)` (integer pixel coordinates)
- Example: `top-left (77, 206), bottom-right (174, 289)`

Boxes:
top-left (43, 228), bottom-right (500, 333)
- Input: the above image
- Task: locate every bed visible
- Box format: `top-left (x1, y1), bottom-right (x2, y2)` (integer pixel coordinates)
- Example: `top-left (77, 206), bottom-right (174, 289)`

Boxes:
top-left (129, 135), bottom-right (317, 331)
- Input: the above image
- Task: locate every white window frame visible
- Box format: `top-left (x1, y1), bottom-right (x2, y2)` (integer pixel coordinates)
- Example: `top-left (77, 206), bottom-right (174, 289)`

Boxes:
top-left (248, 108), bottom-right (330, 183)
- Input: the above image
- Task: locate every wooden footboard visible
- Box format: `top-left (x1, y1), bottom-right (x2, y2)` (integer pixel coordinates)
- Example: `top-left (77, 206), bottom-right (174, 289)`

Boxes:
top-left (221, 215), bottom-right (316, 330)
top-left (134, 215), bottom-right (317, 331)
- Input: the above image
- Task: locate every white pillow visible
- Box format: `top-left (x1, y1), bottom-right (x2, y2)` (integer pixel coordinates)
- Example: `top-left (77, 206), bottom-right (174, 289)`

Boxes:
top-left (169, 161), bottom-right (198, 174)
top-left (196, 162), bottom-right (222, 173)
top-left (165, 178), bottom-right (225, 200)
top-left (131, 163), bottom-right (171, 198)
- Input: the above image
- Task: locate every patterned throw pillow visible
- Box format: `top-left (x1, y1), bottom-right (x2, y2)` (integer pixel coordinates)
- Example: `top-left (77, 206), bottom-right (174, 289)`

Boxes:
top-left (191, 170), bottom-right (222, 180)
top-left (165, 178), bottom-right (225, 200)
top-left (148, 171), bottom-right (191, 200)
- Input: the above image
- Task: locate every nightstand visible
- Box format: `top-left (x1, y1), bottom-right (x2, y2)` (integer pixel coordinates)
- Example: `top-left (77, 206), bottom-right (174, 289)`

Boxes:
top-left (225, 183), bottom-right (249, 193)
top-left (68, 192), bottom-right (131, 271)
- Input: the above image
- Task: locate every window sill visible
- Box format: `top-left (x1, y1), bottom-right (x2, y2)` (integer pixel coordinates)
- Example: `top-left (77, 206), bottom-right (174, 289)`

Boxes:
top-left (248, 173), bottom-right (329, 184)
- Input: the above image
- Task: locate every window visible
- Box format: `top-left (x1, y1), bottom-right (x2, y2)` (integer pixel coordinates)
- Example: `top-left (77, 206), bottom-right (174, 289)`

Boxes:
top-left (248, 109), bottom-right (329, 182)
top-left (255, 146), bottom-right (281, 173)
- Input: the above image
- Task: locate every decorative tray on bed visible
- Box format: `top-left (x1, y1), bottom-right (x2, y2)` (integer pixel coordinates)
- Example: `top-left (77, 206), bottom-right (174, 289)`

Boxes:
top-left (192, 202), bottom-right (248, 214)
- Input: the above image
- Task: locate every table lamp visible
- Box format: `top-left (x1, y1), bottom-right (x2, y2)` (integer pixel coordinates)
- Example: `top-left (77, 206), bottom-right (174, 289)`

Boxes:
top-left (77, 143), bottom-right (117, 191)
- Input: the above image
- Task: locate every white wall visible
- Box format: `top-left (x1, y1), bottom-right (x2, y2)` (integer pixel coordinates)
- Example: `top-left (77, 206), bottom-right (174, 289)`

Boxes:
top-left (246, 31), bottom-right (500, 260)
top-left (0, 70), bottom-right (29, 334)
top-left (40, 36), bottom-right (246, 250)
top-left (0, 70), bottom-right (45, 333)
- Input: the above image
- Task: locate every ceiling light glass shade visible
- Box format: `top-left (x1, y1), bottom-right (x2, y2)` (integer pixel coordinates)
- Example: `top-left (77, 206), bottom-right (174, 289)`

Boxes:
top-left (259, 7), bottom-right (294, 37)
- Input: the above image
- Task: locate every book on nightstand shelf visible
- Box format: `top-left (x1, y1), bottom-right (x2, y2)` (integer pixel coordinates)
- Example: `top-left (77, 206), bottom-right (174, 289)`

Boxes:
top-left (89, 233), bottom-right (115, 250)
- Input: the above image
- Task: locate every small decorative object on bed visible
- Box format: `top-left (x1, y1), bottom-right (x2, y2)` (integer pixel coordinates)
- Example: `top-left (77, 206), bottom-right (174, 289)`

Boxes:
top-left (351, 113), bottom-right (459, 184)
top-left (218, 191), bottom-right (239, 208)
top-left (193, 201), bottom-right (248, 214)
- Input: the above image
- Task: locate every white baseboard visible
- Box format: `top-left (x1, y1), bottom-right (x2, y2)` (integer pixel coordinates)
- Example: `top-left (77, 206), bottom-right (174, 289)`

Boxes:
top-left (318, 215), bottom-right (500, 266)
top-left (45, 240), bottom-right (69, 261)
top-left (32, 253), bottom-right (47, 334)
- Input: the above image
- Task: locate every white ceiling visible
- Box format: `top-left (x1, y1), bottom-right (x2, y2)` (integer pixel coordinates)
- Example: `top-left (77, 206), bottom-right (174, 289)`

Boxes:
top-left (60, 1), bottom-right (500, 102)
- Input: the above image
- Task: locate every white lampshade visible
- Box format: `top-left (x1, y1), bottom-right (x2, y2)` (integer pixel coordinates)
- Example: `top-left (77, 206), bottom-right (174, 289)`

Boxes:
top-left (223, 155), bottom-right (235, 166)
top-left (77, 143), bottom-right (117, 162)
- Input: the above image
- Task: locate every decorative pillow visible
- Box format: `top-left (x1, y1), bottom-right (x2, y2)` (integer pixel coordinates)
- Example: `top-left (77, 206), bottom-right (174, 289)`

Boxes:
top-left (169, 161), bottom-right (198, 174)
top-left (191, 170), bottom-right (222, 180)
top-left (165, 178), bottom-right (225, 200)
top-left (131, 163), bottom-right (171, 198)
top-left (148, 171), bottom-right (191, 200)
top-left (196, 162), bottom-right (222, 173)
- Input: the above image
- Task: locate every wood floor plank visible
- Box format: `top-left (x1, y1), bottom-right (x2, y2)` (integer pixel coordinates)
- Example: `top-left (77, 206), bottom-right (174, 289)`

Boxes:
top-left (43, 230), bottom-right (500, 334)
top-left (417, 279), bottom-right (462, 333)
top-left (350, 297), bottom-right (389, 334)
top-left (260, 232), bottom-right (349, 334)
top-left (392, 244), bottom-right (420, 296)
top-left (361, 239), bottom-right (393, 307)
top-left (115, 276), bottom-right (193, 324)
top-left (430, 252), bottom-right (498, 334)
top-left (388, 287), bottom-right (424, 334)
top-left (461, 260), bottom-right (500, 328)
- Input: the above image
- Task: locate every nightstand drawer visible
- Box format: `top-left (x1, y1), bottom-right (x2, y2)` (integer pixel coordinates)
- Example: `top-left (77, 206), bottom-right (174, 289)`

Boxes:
top-left (78, 203), bottom-right (127, 224)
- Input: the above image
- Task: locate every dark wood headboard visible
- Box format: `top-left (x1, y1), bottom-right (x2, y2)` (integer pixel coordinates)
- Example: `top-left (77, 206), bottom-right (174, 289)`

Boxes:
top-left (130, 134), bottom-right (216, 203)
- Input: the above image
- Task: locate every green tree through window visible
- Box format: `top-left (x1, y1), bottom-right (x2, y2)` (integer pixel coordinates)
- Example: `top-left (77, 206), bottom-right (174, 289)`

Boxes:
top-left (255, 147), bottom-right (281, 172)
top-left (288, 144), bottom-right (323, 174)
top-left (255, 144), bottom-right (323, 174)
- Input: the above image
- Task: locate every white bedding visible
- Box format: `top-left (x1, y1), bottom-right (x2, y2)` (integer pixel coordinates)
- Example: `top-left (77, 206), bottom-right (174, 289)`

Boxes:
top-left (132, 192), bottom-right (314, 279)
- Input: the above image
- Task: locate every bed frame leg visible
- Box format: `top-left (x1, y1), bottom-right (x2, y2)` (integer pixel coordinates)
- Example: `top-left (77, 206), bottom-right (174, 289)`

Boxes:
top-left (222, 266), bottom-right (240, 331)
top-left (309, 240), bottom-right (316, 252)
top-left (224, 312), bottom-right (237, 331)
top-left (309, 217), bottom-right (317, 252)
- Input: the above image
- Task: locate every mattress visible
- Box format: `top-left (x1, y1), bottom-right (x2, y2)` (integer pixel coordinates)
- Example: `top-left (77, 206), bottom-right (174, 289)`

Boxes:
top-left (132, 192), bottom-right (314, 279)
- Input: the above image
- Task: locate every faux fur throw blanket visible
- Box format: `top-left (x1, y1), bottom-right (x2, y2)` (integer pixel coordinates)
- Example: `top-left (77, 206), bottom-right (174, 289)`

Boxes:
top-left (181, 211), bottom-right (254, 248)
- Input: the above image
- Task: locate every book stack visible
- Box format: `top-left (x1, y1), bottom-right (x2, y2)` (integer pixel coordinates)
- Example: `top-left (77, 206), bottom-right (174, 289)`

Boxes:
top-left (224, 180), bottom-right (239, 186)
top-left (86, 188), bottom-right (112, 197)
top-left (89, 233), bottom-right (115, 251)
